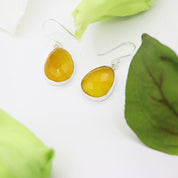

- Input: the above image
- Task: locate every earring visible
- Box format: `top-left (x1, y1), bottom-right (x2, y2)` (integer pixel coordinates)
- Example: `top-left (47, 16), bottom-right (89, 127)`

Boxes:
top-left (43, 19), bottom-right (76, 85)
top-left (81, 42), bottom-right (136, 101)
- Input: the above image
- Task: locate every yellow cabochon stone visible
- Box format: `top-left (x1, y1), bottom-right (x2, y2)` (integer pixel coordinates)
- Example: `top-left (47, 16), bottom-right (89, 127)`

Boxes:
top-left (44, 48), bottom-right (74, 82)
top-left (81, 66), bottom-right (115, 98)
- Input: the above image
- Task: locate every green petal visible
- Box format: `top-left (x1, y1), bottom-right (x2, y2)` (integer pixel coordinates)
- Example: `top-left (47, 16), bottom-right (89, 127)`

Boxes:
top-left (0, 109), bottom-right (54, 178)
top-left (73, 0), bottom-right (152, 41)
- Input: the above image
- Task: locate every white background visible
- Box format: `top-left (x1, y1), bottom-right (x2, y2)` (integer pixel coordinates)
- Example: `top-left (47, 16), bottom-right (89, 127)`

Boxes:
top-left (0, 0), bottom-right (178, 178)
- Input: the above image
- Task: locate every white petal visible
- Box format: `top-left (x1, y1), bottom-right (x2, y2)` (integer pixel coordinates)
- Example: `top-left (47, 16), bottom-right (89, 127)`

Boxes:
top-left (0, 0), bottom-right (28, 34)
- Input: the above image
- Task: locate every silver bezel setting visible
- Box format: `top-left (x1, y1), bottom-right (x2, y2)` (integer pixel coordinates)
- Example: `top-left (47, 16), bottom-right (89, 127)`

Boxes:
top-left (81, 66), bottom-right (116, 102)
top-left (44, 47), bottom-right (76, 86)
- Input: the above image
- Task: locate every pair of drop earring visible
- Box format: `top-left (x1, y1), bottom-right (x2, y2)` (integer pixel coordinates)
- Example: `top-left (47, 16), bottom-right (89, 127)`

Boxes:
top-left (43, 19), bottom-right (136, 101)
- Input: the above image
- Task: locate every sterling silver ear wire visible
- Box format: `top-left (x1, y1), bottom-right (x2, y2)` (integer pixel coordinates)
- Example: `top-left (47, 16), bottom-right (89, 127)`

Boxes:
top-left (98, 42), bottom-right (136, 70)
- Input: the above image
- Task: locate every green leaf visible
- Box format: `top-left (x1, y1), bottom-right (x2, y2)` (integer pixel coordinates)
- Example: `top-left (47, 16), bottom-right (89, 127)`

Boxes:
top-left (0, 109), bottom-right (54, 178)
top-left (73, 0), bottom-right (152, 41)
top-left (125, 34), bottom-right (178, 155)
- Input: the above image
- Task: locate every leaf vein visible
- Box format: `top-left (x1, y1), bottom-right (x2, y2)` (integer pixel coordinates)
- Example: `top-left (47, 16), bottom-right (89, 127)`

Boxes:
top-left (144, 61), bottom-right (178, 118)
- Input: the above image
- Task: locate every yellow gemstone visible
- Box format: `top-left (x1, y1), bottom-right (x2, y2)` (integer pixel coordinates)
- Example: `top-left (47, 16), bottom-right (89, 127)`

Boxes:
top-left (81, 66), bottom-right (115, 97)
top-left (44, 48), bottom-right (74, 82)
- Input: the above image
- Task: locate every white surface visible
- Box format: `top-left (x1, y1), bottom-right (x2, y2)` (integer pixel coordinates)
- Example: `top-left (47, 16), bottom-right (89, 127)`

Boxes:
top-left (0, 0), bottom-right (178, 178)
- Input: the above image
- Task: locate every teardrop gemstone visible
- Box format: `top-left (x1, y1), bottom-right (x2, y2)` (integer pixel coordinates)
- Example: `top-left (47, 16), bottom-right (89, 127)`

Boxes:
top-left (44, 48), bottom-right (74, 82)
top-left (81, 66), bottom-right (115, 98)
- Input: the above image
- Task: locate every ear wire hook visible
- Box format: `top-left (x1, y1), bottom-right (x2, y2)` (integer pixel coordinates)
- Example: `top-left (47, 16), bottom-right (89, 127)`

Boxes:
top-left (98, 42), bottom-right (136, 70)
top-left (42, 18), bottom-right (77, 49)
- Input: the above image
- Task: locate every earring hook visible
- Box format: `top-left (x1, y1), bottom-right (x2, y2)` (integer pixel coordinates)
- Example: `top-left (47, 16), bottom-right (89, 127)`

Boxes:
top-left (42, 18), bottom-right (77, 48)
top-left (98, 42), bottom-right (136, 70)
